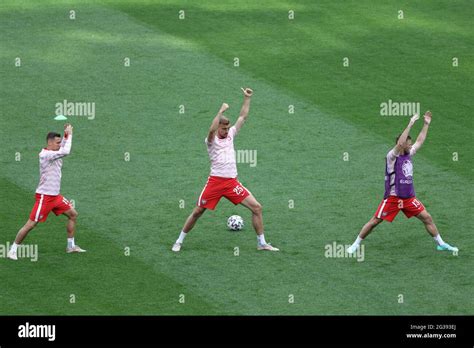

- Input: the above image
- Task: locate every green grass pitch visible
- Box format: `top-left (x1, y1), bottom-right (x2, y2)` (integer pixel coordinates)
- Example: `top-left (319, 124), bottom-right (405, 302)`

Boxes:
top-left (0, 0), bottom-right (472, 315)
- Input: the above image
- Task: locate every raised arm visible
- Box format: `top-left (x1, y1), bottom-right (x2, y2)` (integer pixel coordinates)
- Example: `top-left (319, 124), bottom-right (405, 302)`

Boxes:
top-left (46, 124), bottom-right (73, 161)
top-left (207, 103), bottom-right (229, 143)
top-left (59, 124), bottom-right (73, 155)
top-left (234, 87), bottom-right (253, 132)
top-left (413, 111), bottom-right (431, 151)
top-left (60, 123), bottom-right (72, 145)
top-left (395, 113), bottom-right (419, 154)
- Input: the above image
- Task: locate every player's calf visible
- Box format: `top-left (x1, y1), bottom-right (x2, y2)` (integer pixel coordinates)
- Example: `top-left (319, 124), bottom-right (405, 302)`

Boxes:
top-left (15, 219), bottom-right (38, 244)
top-left (62, 209), bottom-right (86, 253)
top-left (172, 207), bottom-right (207, 252)
top-left (8, 220), bottom-right (38, 260)
top-left (416, 210), bottom-right (458, 252)
top-left (347, 217), bottom-right (383, 254)
top-left (240, 195), bottom-right (279, 251)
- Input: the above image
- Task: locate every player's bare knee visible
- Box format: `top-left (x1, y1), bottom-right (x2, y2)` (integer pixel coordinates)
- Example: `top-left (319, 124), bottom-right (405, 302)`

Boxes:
top-left (423, 212), bottom-right (433, 224)
top-left (370, 217), bottom-right (382, 226)
top-left (192, 207), bottom-right (205, 219)
top-left (27, 220), bottom-right (38, 230)
top-left (252, 202), bottom-right (262, 215)
top-left (68, 210), bottom-right (78, 220)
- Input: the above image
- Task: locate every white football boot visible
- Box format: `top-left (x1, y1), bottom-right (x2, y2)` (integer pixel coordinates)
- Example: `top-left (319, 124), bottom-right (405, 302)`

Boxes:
top-left (257, 243), bottom-right (280, 251)
top-left (172, 242), bottom-right (182, 252)
top-left (66, 245), bottom-right (87, 253)
top-left (7, 250), bottom-right (18, 260)
top-left (346, 244), bottom-right (359, 254)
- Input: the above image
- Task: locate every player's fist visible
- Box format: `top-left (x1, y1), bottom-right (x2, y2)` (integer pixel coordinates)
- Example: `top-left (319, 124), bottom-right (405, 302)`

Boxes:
top-left (424, 110), bottom-right (432, 125)
top-left (220, 103), bottom-right (229, 113)
top-left (410, 113), bottom-right (420, 124)
top-left (241, 87), bottom-right (253, 97)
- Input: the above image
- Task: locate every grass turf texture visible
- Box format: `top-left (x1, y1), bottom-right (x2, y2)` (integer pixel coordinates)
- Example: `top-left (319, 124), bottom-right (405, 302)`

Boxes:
top-left (0, 0), bottom-right (472, 315)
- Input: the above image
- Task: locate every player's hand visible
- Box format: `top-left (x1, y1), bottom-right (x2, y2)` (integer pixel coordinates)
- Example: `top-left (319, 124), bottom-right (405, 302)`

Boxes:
top-left (65, 124), bottom-right (73, 135)
top-left (409, 113), bottom-right (419, 124)
top-left (241, 87), bottom-right (253, 97)
top-left (219, 103), bottom-right (229, 113)
top-left (424, 110), bottom-right (432, 125)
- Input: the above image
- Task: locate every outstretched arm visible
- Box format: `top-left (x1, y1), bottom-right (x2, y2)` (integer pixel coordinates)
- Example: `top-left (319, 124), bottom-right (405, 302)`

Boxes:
top-left (234, 87), bottom-right (253, 133)
top-left (413, 111), bottom-right (432, 151)
top-left (207, 103), bottom-right (229, 143)
top-left (395, 113), bottom-right (419, 154)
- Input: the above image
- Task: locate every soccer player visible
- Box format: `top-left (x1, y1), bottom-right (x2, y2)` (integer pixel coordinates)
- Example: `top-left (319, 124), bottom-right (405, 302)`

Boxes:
top-left (347, 111), bottom-right (458, 254)
top-left (172, 88), bottom-right (279, 252)
top-left (7, 124), bottom-right (86, 260)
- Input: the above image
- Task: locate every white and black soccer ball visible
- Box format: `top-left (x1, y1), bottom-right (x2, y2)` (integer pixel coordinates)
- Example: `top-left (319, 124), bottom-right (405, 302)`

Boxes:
top-left (227, 215), bottom-right (244, 231)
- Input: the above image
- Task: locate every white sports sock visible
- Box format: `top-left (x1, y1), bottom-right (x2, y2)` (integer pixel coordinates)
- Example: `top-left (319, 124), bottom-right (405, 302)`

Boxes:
top-left (176, 231), bottom-right (187, 244)
top-left (67, 238), bottom-right (75, 249)
top-left (10, 242), bottom-right (18, 253)
top-left (257, 234), bottom-right (266, 245)
top-left (352, 236), bottom-right (363, 247)
top-left (434, 234), bottom-right (445, 246)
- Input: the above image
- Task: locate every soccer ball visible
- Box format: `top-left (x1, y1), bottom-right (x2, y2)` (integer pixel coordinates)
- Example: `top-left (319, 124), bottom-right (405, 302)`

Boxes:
top-left (227, 215), bottom-right (244, 231)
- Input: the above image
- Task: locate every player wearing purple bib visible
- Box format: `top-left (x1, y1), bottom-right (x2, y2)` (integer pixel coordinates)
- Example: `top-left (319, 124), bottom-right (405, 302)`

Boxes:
top-left (347, 111), bottom-right (458, 254)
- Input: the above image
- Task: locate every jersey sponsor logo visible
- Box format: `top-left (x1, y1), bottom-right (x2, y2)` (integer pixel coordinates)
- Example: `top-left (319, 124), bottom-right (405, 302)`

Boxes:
top-left (402, 159), bottom-right (413, 177)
